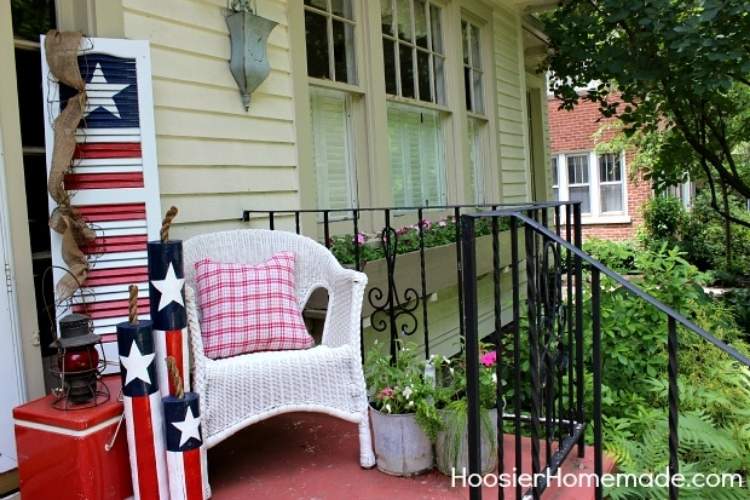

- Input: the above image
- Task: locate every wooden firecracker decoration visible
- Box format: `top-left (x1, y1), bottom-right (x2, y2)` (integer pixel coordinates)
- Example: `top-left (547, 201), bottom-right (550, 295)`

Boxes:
top-left (117, 285), bottom-right (169, 500)
top-left (148, 206), bottom-right (190, 398)
top-left (163, 356), bottom-right (209, 500)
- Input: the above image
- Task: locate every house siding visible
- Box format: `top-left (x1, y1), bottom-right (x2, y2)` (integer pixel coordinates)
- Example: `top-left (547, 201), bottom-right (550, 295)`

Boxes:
top-left (121, 0), bottom-right (300, 239)
top-left (493, 5), bottom-right (531, 204)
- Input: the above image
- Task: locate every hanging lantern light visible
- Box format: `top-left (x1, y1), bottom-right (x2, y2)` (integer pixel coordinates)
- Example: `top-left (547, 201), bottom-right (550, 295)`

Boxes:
top-left (50, 313), bottom-right (109, 409)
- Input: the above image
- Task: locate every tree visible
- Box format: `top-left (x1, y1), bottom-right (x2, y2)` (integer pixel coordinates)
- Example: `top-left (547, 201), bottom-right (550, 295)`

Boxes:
top-left (543, 0), bottom-right (750, 229)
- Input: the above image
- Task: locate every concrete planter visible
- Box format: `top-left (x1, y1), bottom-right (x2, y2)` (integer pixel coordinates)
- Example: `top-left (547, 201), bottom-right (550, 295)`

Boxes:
top-left (435, 408), bottom-right (497, 475)
top-left (369, 406), bottom-right (434, 476)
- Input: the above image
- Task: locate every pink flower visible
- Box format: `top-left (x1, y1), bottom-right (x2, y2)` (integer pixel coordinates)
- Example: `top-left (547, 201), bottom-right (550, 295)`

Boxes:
top-left (397, 226), bottom-right (411, 236)
top-left (355, 232), bottom-right (367, 246)
top-left (418, 219), bottom-right (432, 230)
top-left (378, 387), bottom-right (394, 399)
top-left (480, 351), bottom-right (497, 367)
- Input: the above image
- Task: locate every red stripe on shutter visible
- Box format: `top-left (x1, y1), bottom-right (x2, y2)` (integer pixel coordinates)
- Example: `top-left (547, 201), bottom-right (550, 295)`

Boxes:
top-left (132, 395), bottom-right (159, 499)
top-left (72, 297), bottom-right (149, 319)
top-left (84, 266), bottom-right (149, 286)
top-left (183, 448), bottom-right (204, 500)
top-left (76, 203), bottom-right (146, 222)
top-left (74, 142), bottom-right (142, 159)
top-left (82, 234), bottom-right (148, 254)
top-left (65, 172), bottom-right (144, 190)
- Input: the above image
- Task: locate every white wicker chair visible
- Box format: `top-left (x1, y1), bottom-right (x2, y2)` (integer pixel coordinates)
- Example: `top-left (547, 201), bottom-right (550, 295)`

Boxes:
top-left (183, 229), bottom-right (375, 467)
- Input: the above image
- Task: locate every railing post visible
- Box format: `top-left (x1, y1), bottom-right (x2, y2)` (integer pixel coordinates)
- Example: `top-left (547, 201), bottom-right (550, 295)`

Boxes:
top-left (668, 317), bottom-right (679, 500)
top-left (417, 207), bottom-right (430, 359)
top-left (268, 211), bottom-right (275, 230)
top-left (460, 215), bottom-right (482, 500)
top-left (591, 268), bottom-right (603, 500)
top-left (455, 207), bottom-right (465, 344)
top-left (525, 222), bottom-right (542, 500)
top-left (510, 217), bottom-right (523, 500)
top-left (491, 209), bottom-right (504, 500)
top-left (574, 203), bottom-right (585, 458)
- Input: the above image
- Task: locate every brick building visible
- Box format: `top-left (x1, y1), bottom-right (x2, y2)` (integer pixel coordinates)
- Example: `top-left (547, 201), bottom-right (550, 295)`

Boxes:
top-left (547, 95), bottom-right (652, 241)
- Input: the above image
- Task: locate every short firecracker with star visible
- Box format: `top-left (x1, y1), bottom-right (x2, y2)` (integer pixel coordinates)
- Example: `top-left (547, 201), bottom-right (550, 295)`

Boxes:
top-left (164, 393), bottom-right (208, 499)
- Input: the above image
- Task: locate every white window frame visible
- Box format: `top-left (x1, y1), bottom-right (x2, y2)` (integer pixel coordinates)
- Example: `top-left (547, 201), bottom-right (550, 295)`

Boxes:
top-left (303, 0), bottom-right (358, 85)
top-left (553, 150), bottom-right (630, 224)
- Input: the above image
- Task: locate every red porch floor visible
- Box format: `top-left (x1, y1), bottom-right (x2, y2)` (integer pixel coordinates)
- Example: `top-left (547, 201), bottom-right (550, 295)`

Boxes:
top-left (207, 412), bottom-right (614, 500)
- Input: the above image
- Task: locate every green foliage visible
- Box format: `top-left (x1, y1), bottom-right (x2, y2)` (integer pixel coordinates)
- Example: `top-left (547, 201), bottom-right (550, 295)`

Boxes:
top-left (583, 238), bottom-right (638, 273)
top-left (719, 288), bottom-right (750, 336)
top-left (589, 245), bottom-right (750, 497)
top-left (681, 190), bottom-right (750, 279)
top-left (543, 0), bottom-right (750, 228)
top-left (364, 341), bottom-right (443, 440)
top-left (641, 196), bottom-right (687, 249)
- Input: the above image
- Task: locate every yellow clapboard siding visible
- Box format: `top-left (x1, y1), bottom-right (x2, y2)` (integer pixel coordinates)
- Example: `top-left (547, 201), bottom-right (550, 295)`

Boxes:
top-left (151, 79), bottom-right (294, 121)
top-left (159, 165), bottom-right (299, 195)
top-left (148, 46), bottom-right (292, 96)
top-left (123, 10), bottom-right (290, 63)
top-left (161, 191), bottom-right (298, 224)
top-left (156, 136), bottom-right (297, 166)
top-left (153, 108), bottom-right (295, 143)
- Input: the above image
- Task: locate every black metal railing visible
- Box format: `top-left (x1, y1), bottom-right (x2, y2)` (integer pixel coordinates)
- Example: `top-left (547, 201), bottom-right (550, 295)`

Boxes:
top-left (459, 202), bottom-right (750, 500)
top-left (243, 203), bottom-right (523, 361)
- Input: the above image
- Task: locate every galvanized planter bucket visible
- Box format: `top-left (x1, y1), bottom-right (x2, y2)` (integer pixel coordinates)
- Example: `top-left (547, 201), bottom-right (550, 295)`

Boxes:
top-left (369, 406), bottom-right (434, 476)
top-left (435, 408), bottom-right (498, 475)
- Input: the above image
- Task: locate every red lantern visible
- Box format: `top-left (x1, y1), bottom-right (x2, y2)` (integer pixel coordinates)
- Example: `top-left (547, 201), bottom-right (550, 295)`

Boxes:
top-left (50, 313), bottom-right (109, 409)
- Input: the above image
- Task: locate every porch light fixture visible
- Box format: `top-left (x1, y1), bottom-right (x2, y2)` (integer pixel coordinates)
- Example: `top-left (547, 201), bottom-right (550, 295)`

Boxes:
top-left (225, 0), bottom-right (278, 110)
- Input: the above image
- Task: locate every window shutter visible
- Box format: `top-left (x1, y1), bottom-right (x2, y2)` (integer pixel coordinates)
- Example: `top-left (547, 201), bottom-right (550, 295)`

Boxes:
top-left (310, 89), bottom-right (356, 210)
top-left (42, 37), bottom-right (162, 370)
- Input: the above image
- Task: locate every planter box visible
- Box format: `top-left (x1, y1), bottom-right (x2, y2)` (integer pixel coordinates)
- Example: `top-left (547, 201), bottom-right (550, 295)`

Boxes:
top-left (358, 231), bottom-right (513, 317)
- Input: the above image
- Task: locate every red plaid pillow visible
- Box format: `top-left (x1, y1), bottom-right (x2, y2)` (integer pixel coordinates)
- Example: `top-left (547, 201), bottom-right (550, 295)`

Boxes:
top-left (194, 252), bottom-right (313, 359)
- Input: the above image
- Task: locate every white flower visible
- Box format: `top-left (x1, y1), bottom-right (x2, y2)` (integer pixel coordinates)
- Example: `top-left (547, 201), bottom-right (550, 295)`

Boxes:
top-left (492, 373), bottom-right (498, 384)
top-left (449, 367), bottom-right (455, 376)
top-left (403, 386), bottom-right (414, 399)
top-left (407, 400), bottom-right (415, 408)
top-left (385, 403), bottom-right (392, 414)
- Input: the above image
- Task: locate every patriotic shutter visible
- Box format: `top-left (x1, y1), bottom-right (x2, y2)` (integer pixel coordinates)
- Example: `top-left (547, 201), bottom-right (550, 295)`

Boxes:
top-left (41, 37), bottom-right (162, 372)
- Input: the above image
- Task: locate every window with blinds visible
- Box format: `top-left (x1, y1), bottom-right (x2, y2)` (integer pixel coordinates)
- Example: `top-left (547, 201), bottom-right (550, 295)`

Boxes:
top-left (598, 152), bottom-right (624, 212)
top-left (310, 88), bottom-right (357, 209)
top-left (387, 102), bottom-right (446, 206)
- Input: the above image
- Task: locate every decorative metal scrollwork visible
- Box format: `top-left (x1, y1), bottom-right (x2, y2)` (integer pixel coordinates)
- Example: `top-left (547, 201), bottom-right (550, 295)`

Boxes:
top-left (538, 239), bottom-right (568, 386)
top-left (368, 226), bottom-right (421, 340)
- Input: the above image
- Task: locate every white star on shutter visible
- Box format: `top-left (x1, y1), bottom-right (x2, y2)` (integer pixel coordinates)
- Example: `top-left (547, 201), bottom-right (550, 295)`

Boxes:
top-left (84, 62), bottom-right (130, 119)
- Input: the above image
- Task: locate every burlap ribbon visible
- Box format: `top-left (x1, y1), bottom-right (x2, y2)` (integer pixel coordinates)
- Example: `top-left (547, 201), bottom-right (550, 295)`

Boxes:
top-left (45, 30), bottom-right (96, 300)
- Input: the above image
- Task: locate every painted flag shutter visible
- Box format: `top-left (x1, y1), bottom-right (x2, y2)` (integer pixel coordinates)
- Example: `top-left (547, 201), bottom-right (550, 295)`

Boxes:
top-left (310, 88), bottom-right (356, 210)
top-left (41, 37), bottom-right (161, 372)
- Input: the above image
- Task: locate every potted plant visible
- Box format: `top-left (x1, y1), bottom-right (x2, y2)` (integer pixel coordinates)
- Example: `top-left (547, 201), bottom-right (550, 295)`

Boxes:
top-left (432, 347), bottom-right (500, 475)
top-left (365, 341), bottom-right (441, 476)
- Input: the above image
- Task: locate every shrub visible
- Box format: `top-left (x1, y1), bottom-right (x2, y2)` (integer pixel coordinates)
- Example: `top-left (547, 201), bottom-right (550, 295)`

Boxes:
top-left (680, 190), bottom-right (750, 280)
top-left (583, 238), bottom-right (638, 273)
top-left (641, 195), bottom-right (686, 249)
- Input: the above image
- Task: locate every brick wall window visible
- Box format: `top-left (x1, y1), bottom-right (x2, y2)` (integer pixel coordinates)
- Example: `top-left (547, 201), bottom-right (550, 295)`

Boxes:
top-left (552, 151), bottom-right (627, 219)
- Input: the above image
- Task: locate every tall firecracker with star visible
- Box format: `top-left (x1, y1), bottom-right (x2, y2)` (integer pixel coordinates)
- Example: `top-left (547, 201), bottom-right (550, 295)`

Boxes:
top-left (148, 207), bottom-right (209, 499)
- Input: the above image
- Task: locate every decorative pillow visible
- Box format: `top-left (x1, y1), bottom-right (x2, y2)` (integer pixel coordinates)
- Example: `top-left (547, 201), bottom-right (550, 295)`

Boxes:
top-left (194, 252), bottom-right (313, 359)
